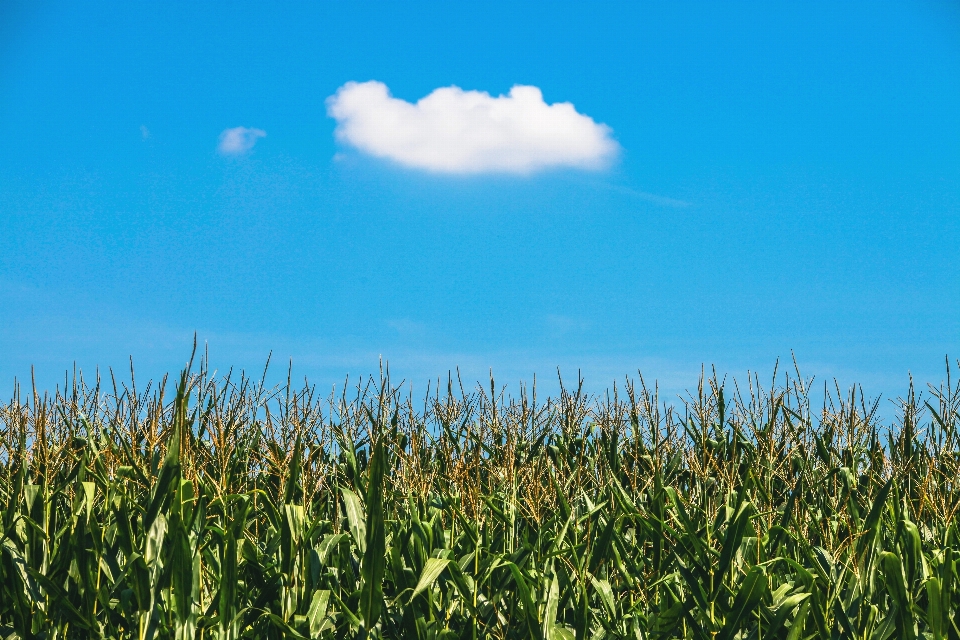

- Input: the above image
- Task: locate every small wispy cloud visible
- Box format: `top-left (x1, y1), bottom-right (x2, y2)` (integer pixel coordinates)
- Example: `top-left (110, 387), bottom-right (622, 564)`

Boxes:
top-left (140, 125), bottom-right (150, 140)
top-left (326, 81), bottom-right (618, 175)
top-left (218, 126), bottom-right (266, 155)
top-left (597, 182), bottom-right (690, 208)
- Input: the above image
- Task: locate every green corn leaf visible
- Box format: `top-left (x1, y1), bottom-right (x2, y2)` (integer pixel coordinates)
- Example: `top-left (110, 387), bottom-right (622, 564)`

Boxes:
top-left (880, 551), bottom-right (909, 610)
top-left (785, 600), bottom-right (810, 640)
top-left (717, 565), bottom-right (767, 640)
top-left (285, 503), bottom-right (305, 544)
top-left (282, 432), bottom-right (303, 505)
top-left (307, 590), bottom-right (331, 637)
top-left (317, 532), bottom-right (349, 566)
top-left (926, 577), bottom-right (944, 640)
top-left (716, 498), bottom-right (757, 587)
top-left (542, 574), bottom-right (560, 640)
top-left (169, 519), bottom-right (195, 624)
top-left (587, 511), bottom-right (618, 576)
top-left (143, 426), bottom-right (180, 533)
top-left (857, 478), bottom-right (893, 558)
top-left (899, 519), bottom-right (924, 585)
top-left (938, 548), bottom-right (954, 634)
top-left (265, 612), bottom-right (309, 639)
top-left (144, 513), bottom-right (167, 566)
top-left (442, 560), bottom-right (479, 617)
top-left (551, 626), bottom-right (575, 640)
top-left (341, 487), bottom-right (366, 554)
top-left (330, 589), bottom-right (362, 630)
top-left (412, 557), bottom-right (450, 601)
top-left (1, 539), bottom-right (42, 605)
top-left (505, 561), bottom-right (542, 639)
top-left (880, 550), bottom-right (916, 640)
top-left (81, 481), bottom-right (96, 521)
top-left (359, 422), bottom-right (388, 630)
top-left (766, 592), bottom-right (810, 637)
top-left (677, 563), bottom-right (712, 615)
top-left (767, 476), bottom-right (801, 556)
top-left (871, 606), bottom-right (899, 640)
top-left (590, 575), bottom-right (616, 621)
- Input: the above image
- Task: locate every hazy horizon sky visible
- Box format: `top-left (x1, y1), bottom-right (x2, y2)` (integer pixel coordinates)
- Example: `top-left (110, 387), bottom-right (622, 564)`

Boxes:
top-left (1, 1), bottom-right (958, 408)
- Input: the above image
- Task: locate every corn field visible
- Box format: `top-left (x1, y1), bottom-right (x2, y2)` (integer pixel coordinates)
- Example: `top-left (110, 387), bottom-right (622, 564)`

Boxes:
top-left (2, 355), bottom-right (960, 640)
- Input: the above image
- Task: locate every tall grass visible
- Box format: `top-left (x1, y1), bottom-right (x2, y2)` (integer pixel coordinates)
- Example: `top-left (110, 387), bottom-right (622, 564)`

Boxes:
top-left (2, 353), bottom-right (960, 639)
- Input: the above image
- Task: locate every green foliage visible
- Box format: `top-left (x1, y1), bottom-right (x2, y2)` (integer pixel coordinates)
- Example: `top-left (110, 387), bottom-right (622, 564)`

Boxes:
top-left (2, 356), bottom-right (960, 639)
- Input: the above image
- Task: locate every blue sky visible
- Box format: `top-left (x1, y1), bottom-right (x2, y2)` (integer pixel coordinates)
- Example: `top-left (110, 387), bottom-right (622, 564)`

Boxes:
top-left (1, 1), bottom-right (958, 405)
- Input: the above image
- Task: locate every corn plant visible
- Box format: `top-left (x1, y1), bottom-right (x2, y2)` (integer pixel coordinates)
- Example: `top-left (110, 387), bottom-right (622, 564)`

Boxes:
top-left (2, 354), bottom-right (960, 639)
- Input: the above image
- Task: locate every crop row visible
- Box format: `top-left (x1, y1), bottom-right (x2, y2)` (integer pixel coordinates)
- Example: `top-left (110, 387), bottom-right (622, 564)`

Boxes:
top-left (2, 356), bottom-right (960, 639)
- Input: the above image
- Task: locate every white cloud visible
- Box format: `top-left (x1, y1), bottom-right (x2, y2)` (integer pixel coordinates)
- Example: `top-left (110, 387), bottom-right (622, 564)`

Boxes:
top-left (218, 126), bottom-right (266, 155)
top-left (326, 81), bottom-right (618, 174)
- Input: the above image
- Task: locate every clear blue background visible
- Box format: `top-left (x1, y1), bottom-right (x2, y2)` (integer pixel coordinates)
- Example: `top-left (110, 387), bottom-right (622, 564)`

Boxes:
top-left (2, 1), bottom-right (958, 405)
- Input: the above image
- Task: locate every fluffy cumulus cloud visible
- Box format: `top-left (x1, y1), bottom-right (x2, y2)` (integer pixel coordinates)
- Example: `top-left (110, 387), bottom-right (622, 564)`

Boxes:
top-left (218, 126), bottom-right (266, 155)
top-left (326, 81), bottom-right (617, 174)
